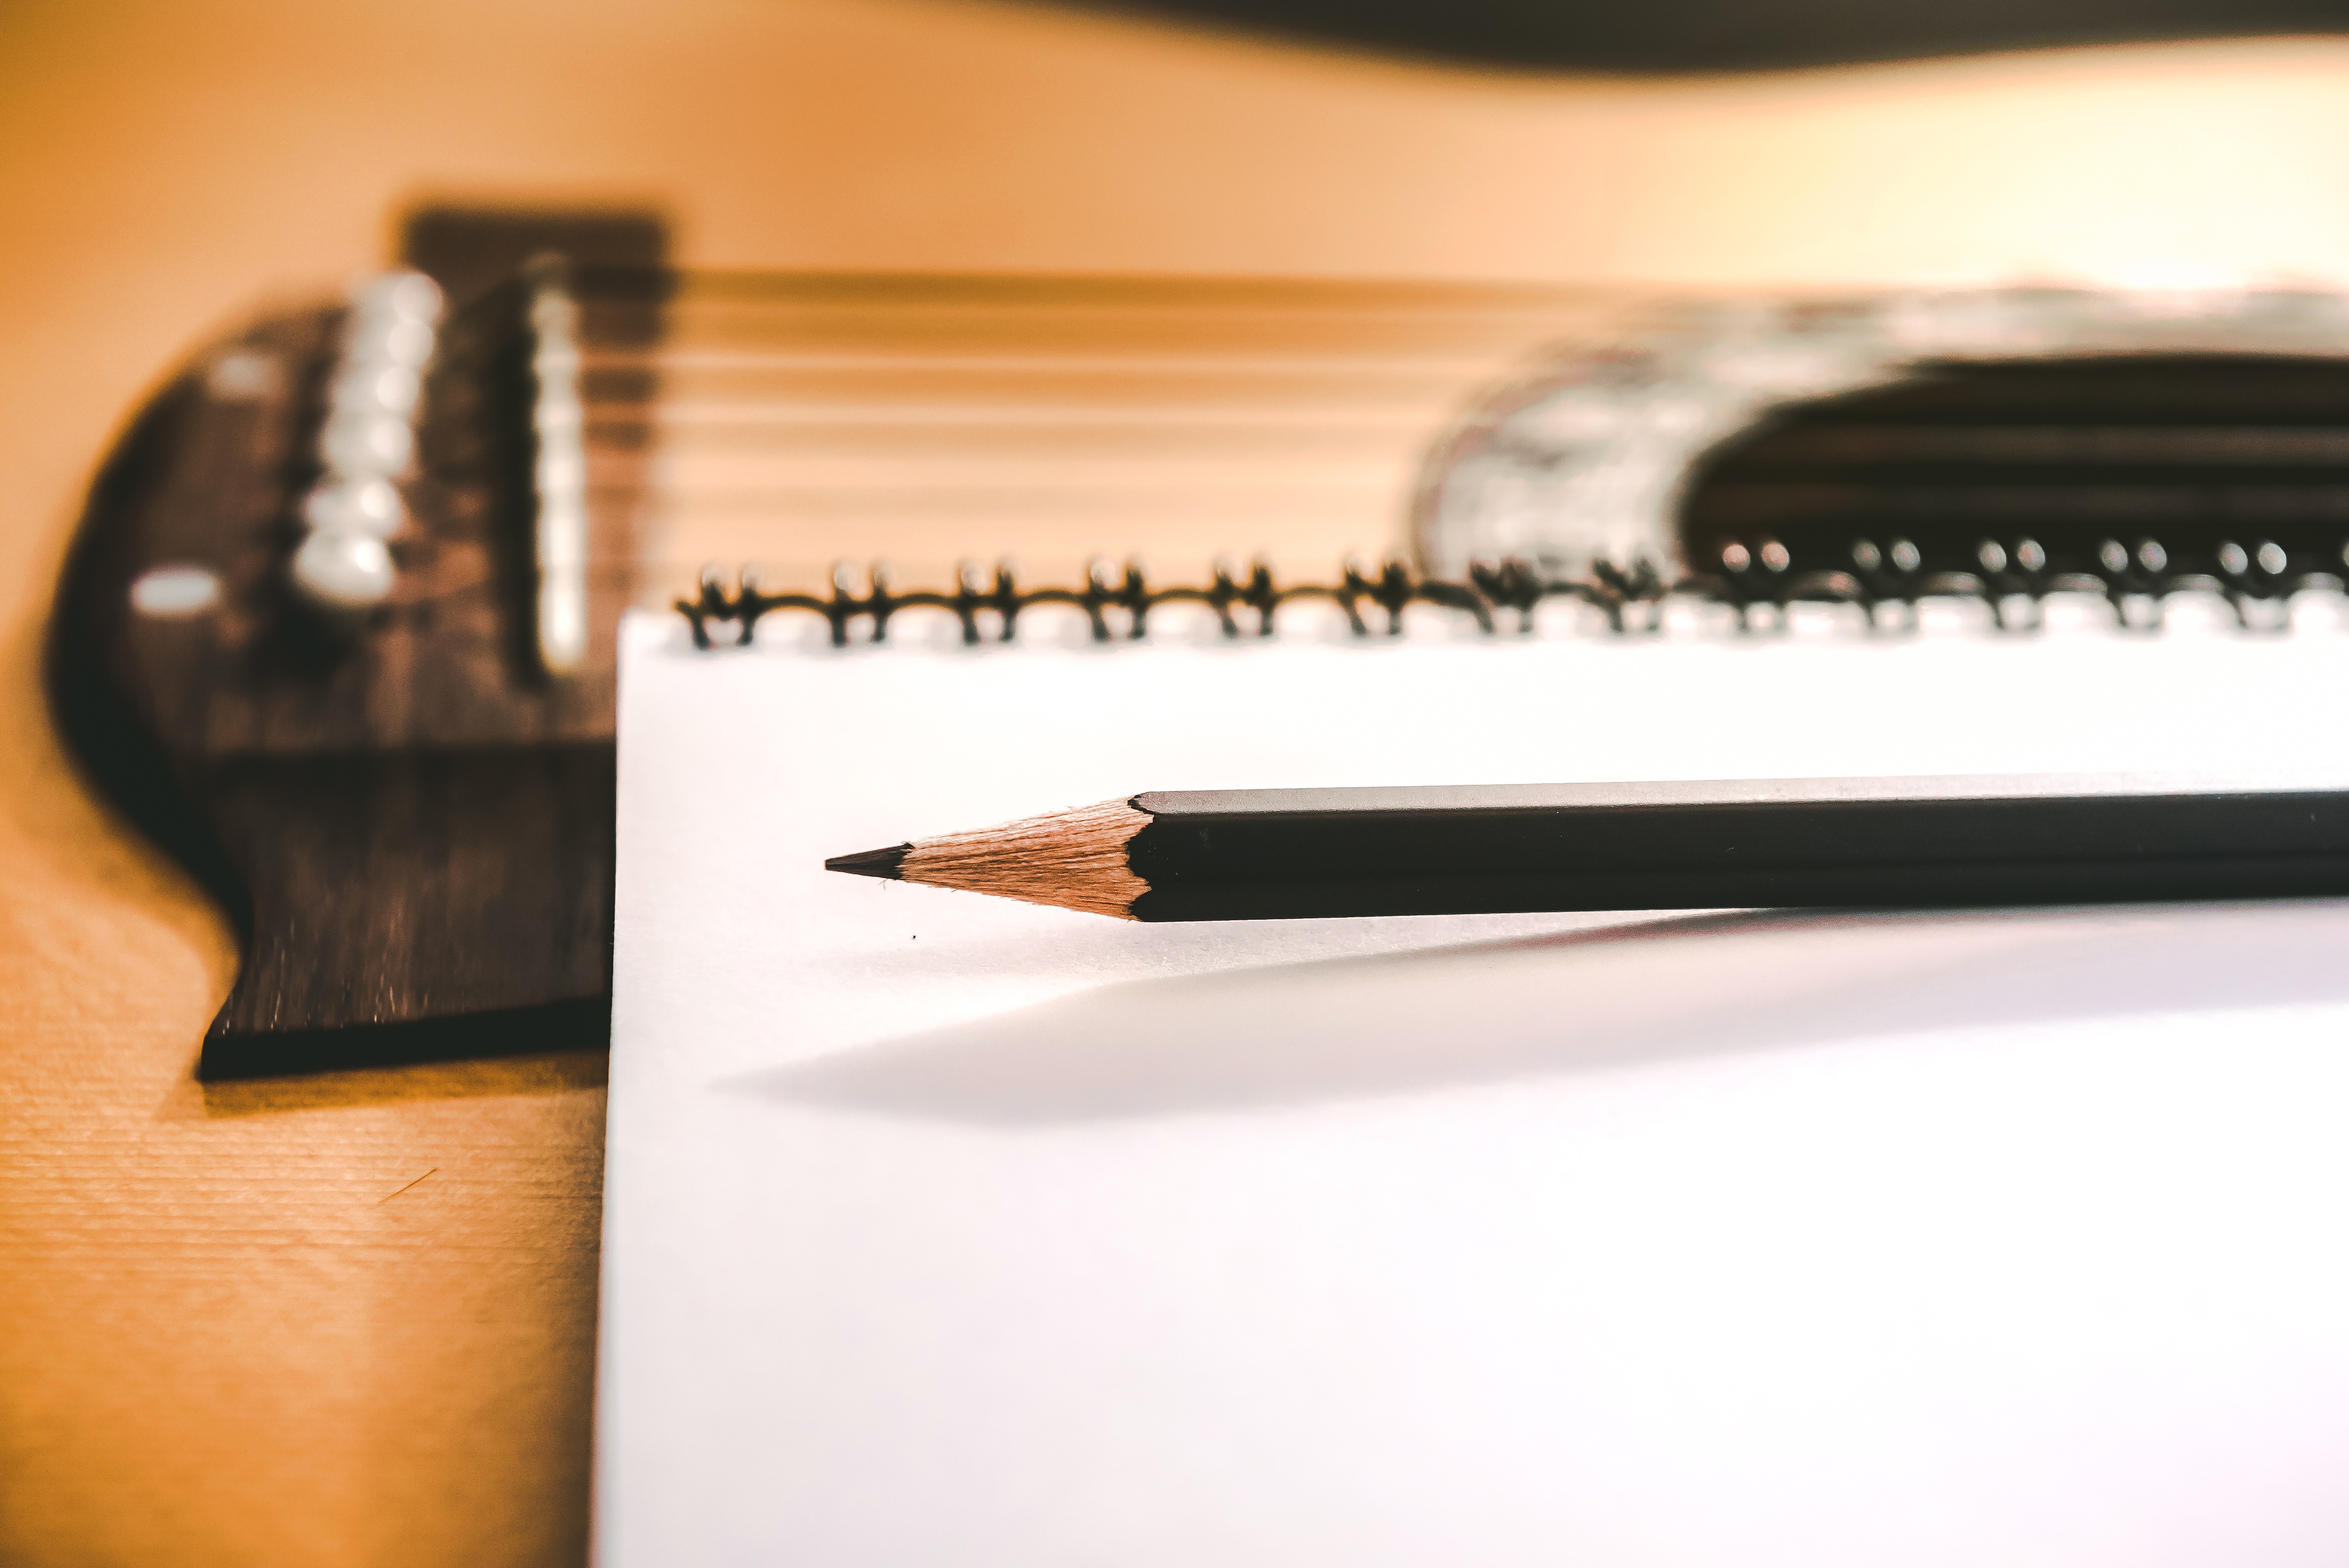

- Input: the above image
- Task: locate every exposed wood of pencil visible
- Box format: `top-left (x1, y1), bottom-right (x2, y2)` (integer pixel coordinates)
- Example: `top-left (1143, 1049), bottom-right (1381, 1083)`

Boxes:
top-left (826, 798), bottom-right (1150, 919)
top-left (826, 775), bottom-right (2349, 922)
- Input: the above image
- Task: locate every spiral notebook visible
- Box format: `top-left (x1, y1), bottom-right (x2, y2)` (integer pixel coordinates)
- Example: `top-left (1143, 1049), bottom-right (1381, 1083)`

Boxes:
top-left (599, 603), bottom-right (2349, 1567)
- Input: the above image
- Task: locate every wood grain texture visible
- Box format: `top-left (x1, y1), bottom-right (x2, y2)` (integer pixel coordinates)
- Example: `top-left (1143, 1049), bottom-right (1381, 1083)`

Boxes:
top-left (9, 1), bottom-right (2349, 1564)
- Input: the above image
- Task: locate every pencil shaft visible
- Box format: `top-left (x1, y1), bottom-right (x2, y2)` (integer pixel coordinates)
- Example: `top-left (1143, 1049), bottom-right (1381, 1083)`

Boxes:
top-left (1127, 854), bottom-right (2349, 920)
top-left (1122, 780), bottom-right (2349, 921)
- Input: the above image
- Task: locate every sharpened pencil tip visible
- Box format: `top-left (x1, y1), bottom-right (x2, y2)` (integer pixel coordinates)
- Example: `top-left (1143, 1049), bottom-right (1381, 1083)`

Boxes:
top-left (825, 843), bottom-right (910, 880)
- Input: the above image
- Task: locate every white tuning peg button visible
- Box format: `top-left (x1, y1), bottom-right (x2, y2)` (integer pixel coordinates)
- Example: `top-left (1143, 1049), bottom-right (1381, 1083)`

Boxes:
top-left (292, 530), bottom-right (395, 609)
top-left (302, 476), bottom-right (406, 536)
top-left (349, 272), bottom-right (444, 331)
top-left (319, 410), bottom-right (415, 475)
top-left (332, 361), bottom-right (422, 416)
top-left (379, 271), bottom-right (444, 325)
top-left (130, 564), bottom-right (222, 618)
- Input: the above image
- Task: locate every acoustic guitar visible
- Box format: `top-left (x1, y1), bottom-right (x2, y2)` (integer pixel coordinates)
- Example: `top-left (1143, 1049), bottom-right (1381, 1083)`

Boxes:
top-left (13, 5), bottom-right (2349, 1562)
top-left (55, 203), bottom-right (2349, 1077)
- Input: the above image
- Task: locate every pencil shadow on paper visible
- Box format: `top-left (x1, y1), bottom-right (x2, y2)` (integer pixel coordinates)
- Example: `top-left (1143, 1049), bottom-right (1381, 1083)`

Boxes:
top-left (727, 900), bottom-right (2349, 1126)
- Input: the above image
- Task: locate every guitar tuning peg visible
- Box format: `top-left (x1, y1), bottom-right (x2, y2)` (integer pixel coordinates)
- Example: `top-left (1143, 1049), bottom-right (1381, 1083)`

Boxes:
top-left (129, 564), bottom-right (222, 620)
top-left (351, 269), bottom-right (444, 329)
top-left (291, 530), bottom-right (395, 610)
top-left (302, 477), bottom-right (405, 537)
top-left (295, 270), bottom-right (439, 618)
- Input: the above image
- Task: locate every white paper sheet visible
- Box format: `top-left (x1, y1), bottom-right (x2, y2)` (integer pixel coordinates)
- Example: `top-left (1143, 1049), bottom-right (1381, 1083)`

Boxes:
top-left (601, 606), bottom-right (2349, 1567)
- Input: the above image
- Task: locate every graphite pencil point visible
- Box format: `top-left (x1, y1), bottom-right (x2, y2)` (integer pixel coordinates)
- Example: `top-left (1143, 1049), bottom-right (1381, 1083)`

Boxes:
top-left (824, 844), bottom-right (910, 880)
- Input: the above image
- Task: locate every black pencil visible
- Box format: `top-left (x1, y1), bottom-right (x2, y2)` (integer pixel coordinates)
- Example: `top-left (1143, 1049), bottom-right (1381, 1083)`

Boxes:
top-left (823, 774), bottom-right (2349, 921)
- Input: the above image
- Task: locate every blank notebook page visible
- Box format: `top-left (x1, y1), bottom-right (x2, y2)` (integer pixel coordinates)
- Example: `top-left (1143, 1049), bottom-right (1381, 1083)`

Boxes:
top-left (601, 606), bottom-right (2349, 1567)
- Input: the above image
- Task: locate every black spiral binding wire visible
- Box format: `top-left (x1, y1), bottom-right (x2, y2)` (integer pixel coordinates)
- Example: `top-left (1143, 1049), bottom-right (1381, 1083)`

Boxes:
top-left (675, 536), bottom-right (2347, 649)
top-left (1690, 531), bottom-right (2344, 635)
top-left (677, 556), bottom-right (1659, 647)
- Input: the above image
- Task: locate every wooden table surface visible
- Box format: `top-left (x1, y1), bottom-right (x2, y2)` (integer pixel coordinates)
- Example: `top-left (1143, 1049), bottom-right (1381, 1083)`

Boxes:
top-left (4, 3), bottom-right (2346, 1561)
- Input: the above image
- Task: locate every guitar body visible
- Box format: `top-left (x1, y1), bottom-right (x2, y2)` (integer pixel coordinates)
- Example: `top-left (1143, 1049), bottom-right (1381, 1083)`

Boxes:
top-left (55, 268), bottom-right (2349, 1075)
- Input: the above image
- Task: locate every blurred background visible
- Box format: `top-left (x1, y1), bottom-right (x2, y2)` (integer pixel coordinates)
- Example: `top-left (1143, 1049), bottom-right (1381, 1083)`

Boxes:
top-left (11, 0), bottom-right (2349, 1563)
